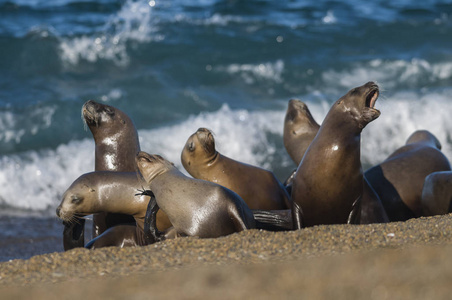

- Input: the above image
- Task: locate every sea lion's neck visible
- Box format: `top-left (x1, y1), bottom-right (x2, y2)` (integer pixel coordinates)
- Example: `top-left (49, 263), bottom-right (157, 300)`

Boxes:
top-left (92, 127), bottom-right (140, 171)
top-left (149, 168), bottom-right (184, 192)
top-left (206, 151), bottom-right (219, 166)
top-left (185, 151), bottom-right (218, 180)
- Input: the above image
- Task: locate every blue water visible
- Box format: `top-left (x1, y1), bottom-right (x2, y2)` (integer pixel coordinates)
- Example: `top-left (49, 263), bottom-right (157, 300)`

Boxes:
top-left (0, 0), bottom-right (451, 261)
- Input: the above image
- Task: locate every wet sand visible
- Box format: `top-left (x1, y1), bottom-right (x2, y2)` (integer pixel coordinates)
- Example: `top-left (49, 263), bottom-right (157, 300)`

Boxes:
top-left (1, 214), bottom-right (451, 299)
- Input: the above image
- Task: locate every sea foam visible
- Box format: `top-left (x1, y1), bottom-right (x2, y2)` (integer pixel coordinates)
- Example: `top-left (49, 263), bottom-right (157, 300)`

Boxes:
top-left (59, 0), bottom-right (158, 67)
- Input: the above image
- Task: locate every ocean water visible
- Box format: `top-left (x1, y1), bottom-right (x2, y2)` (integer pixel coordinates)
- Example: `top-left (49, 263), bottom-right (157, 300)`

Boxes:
top-left (0, 0), bottom-right (451, 261)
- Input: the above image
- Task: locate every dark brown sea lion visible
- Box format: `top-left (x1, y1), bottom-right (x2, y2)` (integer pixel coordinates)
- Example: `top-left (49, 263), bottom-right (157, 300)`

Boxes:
top-left (283, 99), bottom-right (320, 166)
top-left (181, 128), bottom-right (292, 211)
top-left (63, 100), bottom-right (141, 250)
top-left (421, 171), bottom-right (452, 216)
top-left (365, 130), bottom-right (451, 221)
top-left (291, 82), bottom-right (381, 227)
top-left (57, 171), bottom-right (172, 248)
top-left (136, 152), bottom-right (256, 241)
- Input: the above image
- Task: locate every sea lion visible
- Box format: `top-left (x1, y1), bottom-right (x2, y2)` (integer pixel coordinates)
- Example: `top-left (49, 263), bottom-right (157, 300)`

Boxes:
top-left (282, 99), bottom-right (320, 195)
top-left (136, 152), bottom-right (256, 240)
top-left (63, 100), bottom-right (140, 250)
top-left (291, 82), bottom-right (381, 227)
top-left (57, 171), bottom-right (172, 248)
top-left (283, 99), bottom-right (320, 166)
top-left (181, 128), bottom-right (292, 211)
top-left (281, 97), bottom-right (387, 224)
top-left (365, 130), bottom-right (451, 221)
top-left (421, 171), bottom-right (452, 216)
top-left (83, 100), bottom-right (140, 237)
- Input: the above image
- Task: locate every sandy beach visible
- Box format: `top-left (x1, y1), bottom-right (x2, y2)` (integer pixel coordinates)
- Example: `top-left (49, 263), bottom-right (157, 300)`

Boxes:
top-left (0, 214), bottom-right (451, 299)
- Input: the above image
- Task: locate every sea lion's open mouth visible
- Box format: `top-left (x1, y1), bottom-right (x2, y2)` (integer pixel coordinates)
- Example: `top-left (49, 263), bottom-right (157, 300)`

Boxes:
top-left (365, 87), bottom-right (379, 109)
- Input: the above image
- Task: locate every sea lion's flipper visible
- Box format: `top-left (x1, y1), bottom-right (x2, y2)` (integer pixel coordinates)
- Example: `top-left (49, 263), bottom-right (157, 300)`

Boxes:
top-left (143, 191), bottom-right (164, 244)
top-left (347, 197), bottom-right (362, 224)
top-left (63, 218), bottom-right (85, 250)
top-left (85, 224), bottom-right (138, 249)
top-left (292, 202), bottom-right (303, 229)
top-left (283, 169), bottom-right (297, 195)
top-left (360, 178), bottom-right (389, 224)
top-left (253, 209), bottom-right (294, 231)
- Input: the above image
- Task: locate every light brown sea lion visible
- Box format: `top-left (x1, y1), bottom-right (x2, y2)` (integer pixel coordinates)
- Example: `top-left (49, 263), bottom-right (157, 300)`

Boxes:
top-left (283, 99), bottom-right (320, 166)
top-left (83, 100), bottom-right (140, 238)
top-left (57, 171), bottom-right (172, 248)
top-left (365, 130), bottom-right (451, 221)
top-left (181, 128), bottom-right (291, 211)
top-left (421, 171), bottom-right (452, 216)
top-left (291, 82), bottom-right (381, 227)
top-left (136, 152), bottom-right (256, 241)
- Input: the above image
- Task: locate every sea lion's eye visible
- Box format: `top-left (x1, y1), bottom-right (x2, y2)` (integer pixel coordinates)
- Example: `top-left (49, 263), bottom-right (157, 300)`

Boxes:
top-left (71, 195), bottom-right (83, 204)
top-left (104, 107), bottom-right (115, 115)
top-left (350, 88), bottom-right (358, 95)
top-left (188, 142), bottom-right (195, 152)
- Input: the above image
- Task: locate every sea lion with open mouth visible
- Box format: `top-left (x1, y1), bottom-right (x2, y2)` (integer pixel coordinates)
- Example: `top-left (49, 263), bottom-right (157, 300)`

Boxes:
top-left (291, 82), bottom-right (382, 227)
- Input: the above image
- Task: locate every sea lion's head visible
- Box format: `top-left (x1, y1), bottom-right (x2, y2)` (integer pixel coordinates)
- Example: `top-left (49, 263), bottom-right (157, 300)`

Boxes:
top-left (136, 152), bottom-right (175, 184)
top-left (283, 99), bottom-right (320, 164)
top-left (82, 100), bottom-right (132, 135)
top-left (406, 130), bottom-right (442, 150)
top-left (284, 99), bottom-right (319, 132)
top-left (56, 175), bottom-right (97, 223)
top-left (334, 82), bottom-right (380, 129)
top-left (181, 128), bottom-right (217, 172)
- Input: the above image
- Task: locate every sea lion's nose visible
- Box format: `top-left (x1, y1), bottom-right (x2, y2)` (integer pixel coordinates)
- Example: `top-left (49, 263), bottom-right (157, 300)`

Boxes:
top-left (56, 206), bottom-right (61, 217)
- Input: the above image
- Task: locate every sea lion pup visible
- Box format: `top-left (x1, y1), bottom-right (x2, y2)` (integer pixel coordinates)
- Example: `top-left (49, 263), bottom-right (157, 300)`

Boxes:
top-left (136, 152), bottom-right (256, 241)
top-left (421, 171), bottom-right (452, 216)
top-left (57, 171), bottom-right (172, 249)
top-left (63, 100), bottom-right (140, 250)
top-left (283, 99), bottom-right (321, 166)
top-left (181, 128), bottom-right (292, 211)
top-left (365, 130), bottom-right (451, 221)
top-left (291, 82), bottom-right (381, 227)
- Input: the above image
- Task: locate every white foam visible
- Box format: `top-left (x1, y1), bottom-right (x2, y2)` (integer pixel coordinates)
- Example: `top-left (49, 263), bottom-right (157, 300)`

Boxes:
top-left (322, 10), bottom-right (337, 24)
top-left (0, 140), bottom-right (93, 211)
top-left (59, 0), bottom-right (158, 66)
top-left (214, 60), bottom-right (285, 84)
top-left (322, 58), bottom-right (452, 91)
top-left (0, 106), bottom-right (56, 145)
top-left (362, 90), bottom-right (452, 166)
top-left (139, 104), bottom-right (284, 170)
top-left (2, 97), bottom-right (452, 213)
